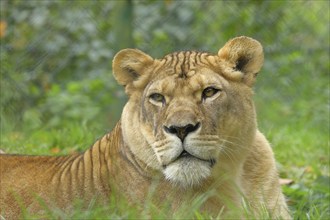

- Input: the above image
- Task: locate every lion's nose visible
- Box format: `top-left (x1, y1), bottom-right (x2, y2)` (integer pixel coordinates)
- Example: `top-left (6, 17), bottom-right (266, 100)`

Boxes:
top-left (164, 123), bottom-right (200, 142)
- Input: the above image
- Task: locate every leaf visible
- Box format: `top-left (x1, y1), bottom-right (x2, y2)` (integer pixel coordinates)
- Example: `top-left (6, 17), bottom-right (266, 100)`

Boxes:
top-left (0, 20), bottom-right (7, 38)
top-left (50, 147), bottom-right (61, 154)
top-left (279, 178), bottom-right (294, 185)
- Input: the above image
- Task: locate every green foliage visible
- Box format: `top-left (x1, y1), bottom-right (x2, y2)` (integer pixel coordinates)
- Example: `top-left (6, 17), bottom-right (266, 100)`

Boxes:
top-left (0, 0), bottom-right (329, 219)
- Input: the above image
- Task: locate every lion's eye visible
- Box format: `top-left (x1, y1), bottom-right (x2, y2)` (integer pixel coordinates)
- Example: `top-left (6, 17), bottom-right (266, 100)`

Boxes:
top-left (149, 93), bottom-right (165, 106)
top-left (202, 87), bottom-right (220, 100)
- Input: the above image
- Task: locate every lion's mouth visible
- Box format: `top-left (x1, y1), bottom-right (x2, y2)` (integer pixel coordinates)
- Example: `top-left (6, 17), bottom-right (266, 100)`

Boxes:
top-left (174, 150), bottom-right (216, 167)
top-left (178, 150), bottom-right (191, 158)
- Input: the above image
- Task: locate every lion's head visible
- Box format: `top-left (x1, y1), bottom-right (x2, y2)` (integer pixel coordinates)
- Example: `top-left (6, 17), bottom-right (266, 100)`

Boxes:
top-left (112, 36), bottom-right (264, 187)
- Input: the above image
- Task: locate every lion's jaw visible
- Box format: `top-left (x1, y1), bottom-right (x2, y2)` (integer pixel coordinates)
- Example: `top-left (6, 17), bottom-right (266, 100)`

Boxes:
top-left (151, 125), bottom-right (221, 187)
top-left (163, 157), bottom-right (212, 187)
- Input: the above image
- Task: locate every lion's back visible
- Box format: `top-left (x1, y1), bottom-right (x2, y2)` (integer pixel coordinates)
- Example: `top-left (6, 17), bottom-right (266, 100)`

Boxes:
top-left (0, 155), bottom-right (69, 218)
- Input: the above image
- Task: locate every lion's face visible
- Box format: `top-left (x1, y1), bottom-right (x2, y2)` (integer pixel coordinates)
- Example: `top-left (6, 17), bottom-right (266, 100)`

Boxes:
top-left (113, 37), bottom-right (264, 187)
top-left (142, 68), bottom-right (226, 187)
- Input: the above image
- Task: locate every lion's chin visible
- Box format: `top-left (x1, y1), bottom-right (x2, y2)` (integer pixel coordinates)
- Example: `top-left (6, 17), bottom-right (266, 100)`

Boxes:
top-left (163, 157), bottom-right (211, 188)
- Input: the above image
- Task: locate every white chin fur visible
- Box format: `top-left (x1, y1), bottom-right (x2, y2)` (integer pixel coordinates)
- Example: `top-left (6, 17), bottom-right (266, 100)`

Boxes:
top-left (163, 157), bottom-right (211, 188)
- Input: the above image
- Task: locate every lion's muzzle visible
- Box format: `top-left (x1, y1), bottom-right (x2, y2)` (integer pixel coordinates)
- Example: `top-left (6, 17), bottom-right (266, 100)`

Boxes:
top-left (163, 122), bottom-right (200, 142)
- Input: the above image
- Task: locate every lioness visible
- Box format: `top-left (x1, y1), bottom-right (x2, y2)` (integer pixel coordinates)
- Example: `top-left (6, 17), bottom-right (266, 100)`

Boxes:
top-left (0, 36), bottom-right (290, 219)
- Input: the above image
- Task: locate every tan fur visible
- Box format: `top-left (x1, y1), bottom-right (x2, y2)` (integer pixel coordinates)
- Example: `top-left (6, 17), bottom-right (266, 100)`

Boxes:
top-left (0, 36), bottom-right (290, 219)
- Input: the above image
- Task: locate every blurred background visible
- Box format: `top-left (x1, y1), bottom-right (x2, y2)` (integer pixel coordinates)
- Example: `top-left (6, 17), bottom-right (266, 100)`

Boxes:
top-left (1, 0), bottom-right (328, 132)
top-left (0, 0), bottom-right (329, 217)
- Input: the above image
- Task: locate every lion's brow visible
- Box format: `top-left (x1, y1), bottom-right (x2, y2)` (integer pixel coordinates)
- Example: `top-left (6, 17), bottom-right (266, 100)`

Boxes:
top-left (160, 51), bottom-right (212, 78)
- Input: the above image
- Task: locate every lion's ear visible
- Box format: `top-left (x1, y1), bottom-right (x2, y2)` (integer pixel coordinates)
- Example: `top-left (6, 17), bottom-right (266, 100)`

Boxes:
top-left (218, 36), bottom-right (264, 86)
top-left (112, 49), bottom-right (154, 86)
